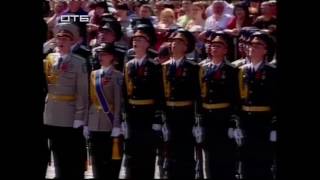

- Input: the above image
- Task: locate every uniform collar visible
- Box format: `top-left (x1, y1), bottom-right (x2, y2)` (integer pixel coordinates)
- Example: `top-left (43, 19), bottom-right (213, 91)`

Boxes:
top-left (250, 61), bottom-right (263, 71)
top-left (171, 56), bottom-right (185, 67)
top-left (134, 55), bottom-right (147, 66)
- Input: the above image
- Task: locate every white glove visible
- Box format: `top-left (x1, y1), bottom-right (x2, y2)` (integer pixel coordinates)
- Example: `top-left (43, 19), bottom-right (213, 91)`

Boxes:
top-left (152, 124), bottom-right (162, 131)
top-left (162, 124), bottom-right (169, 142)
top-left (111, 127), bottom-right (122, 137)
top-left (83, 126), bottom-right (90, 140)
top-left (234, 128), bottom-right (244, 139)
top-left (73, 120), bottom-right (84, 128)
top-left (192, 125), bottom-right (204, 143)
top-left (121, 121), bottom-right (129, 139)
top-left (270, 130), bottom-right (277, 142)
top-left (228, 128), bottom-right (234, 139)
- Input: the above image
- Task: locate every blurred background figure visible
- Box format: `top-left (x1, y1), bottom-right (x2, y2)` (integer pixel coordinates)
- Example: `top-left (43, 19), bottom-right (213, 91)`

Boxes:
top-left (185, 1), bottom-right (206, 31)
top-left (204, 0), bottom-right (234, 31)
top-left (224, 1), bottom-right (253, 36)
top-left (177, 0), bottom-right (193, 28)
top-left (46, 0), bottom-right (68, 36)
top-left (253, 1), bottom-right (277, 35)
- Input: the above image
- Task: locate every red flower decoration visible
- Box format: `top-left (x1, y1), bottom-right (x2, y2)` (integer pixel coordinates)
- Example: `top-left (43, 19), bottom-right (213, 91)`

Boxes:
top-left (60, 63), bottom-right (69, 72)
top-left (213, 70), bottom-right (222, 80)
top-left (137, 66), bottom-right (145, 77)
top-left (102, 77), bottom-right (111, 85)
top-left (176, 67), bottom-right (183, 77)
top-left (255, 72), bottom-right (262, 80)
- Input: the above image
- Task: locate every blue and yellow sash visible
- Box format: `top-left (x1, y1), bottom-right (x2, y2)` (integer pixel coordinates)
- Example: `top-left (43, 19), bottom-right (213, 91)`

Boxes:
top-left (94, 69), bottom-right (114, 123)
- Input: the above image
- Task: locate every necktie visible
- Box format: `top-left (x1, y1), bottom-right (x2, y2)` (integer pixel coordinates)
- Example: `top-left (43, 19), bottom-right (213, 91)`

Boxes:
top-left (57, 57), bottom-right (63, 70)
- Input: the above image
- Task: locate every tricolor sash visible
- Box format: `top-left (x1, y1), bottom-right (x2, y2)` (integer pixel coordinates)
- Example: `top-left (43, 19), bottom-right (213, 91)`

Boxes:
top-left (94, 69), bottom-right (114, 123)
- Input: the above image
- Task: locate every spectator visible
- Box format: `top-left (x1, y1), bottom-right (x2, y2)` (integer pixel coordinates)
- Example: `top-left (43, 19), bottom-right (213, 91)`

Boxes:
top-left (248, 0), bottom-right (261, 21)
top-left (253, 1), bottom-right (277, 34)
top-left (115, 2), bottom-right (131, 48)
top-left (46, 0), bottom-right (68, 32)
top-left (205, 0), bottom-right (234, 17)
top-left (204, 0), bottom-right (233, 31)
top-left (156, 8), bottom-right (179, 30)
top-left (138, 4), bottom-right (158, 25)
top-left (176, 7), bottom-right (186, 19)
top-left (155, 8), bottom-right (179, 50)
top-left (155, 0), bottom-right (165, 18)
top-left (186, 25), bottom-right (206, 62)
top-left (185, 1), bottom-right (206, 31)
top-left (176, 0), bottom-right (193, 28)
top-left (224, 1), bottom-right (252, 36)
top-left (89, 2), bottom-right (109, 27)
top-left (269, 0), bottom-right (277, 18)
top-left (81, 0), bottom-right (91, 12)
top-left (62, 0), bottom-right (89, 45)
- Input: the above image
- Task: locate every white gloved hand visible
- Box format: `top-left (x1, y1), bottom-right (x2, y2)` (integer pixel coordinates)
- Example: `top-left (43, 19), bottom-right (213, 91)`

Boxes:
top-left (152, 124), bottom-right (162, 131)
top-left (162, 124), bottom-right (169, 142)
top-left (193, 125), bottom-right (204, 143)
top-left (111, 127), bottom-right (122, 137)
top-left (83, 126), bottom-right (90, 140)
top-left (121, 121), bottom-right (129, 139)
top-left (73, 120), bottom-right (84, 128)
top-left (228, 128), bottom-right (234, 139)
top-left (270, 130), bottom-right (277, 142)
top-left (234, 128), bottom-right (244, 139)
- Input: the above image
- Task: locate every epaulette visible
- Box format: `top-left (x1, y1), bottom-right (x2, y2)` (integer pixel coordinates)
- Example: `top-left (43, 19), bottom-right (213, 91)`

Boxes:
top-left (162, 60), bottom-right (171, 65)
top-left (115, 43), bottom-right (127, 50)
top-left (147, 58), bottom-right (160, 65)
top-left (115, 47), bottom-right (127, 53)
top-left (265, 62), bottom-right (276, 69)
top-left (225, 61), bottom-right (236, 68)
top-left (185, 58), bottom-right (198, 66)
top-left (148, 48), bottom-right (158, 54)
top-left (239, 63), bottom-right (250, 70)
top-left (71, 53), bottom-right (86, 63)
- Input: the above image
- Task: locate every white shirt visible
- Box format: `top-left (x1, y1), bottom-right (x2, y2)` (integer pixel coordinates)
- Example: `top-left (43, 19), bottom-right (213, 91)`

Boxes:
top-left (205, 1), bottom-right (234, 17)
top-left (171, 57), bottom-right (184, 67)
top-left (58, 54), bottom-right (68, 62)
top-left (250, 61), bottom-right (263, 71)
top-left (209, 60), bottom-right (223, 69)
top-left (102, 65), bottom-right (111, 73)
top-left (204, 13), bottom-right (233, 31)
top-left (134, 55), bottom-right (147, 66)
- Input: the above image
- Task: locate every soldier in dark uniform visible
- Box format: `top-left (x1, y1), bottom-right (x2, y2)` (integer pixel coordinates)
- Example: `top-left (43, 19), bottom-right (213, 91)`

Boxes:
top-left (199, 30), bottom-right (216, 66)
top-left (123, 24), bottom-right (163, 179)
top-left (199, 31), bottom-right (240, 180)
top-left (124, 18), bottom-right (158, 63)
top-left (161, 29), bottom-right (199, 179)
top-left (238, 31), bottom-right (277, 180)
top-left (91, 15), bottom-right (127, 71)
top-left (232, 27), bottom-right (259, 68)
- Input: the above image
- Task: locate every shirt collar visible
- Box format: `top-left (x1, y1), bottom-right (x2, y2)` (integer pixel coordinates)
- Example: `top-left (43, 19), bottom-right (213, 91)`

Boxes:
top-left (134, 55), bottom-right (147, 65)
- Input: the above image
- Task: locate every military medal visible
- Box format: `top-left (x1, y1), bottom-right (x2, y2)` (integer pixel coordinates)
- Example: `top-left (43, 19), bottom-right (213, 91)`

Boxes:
top-left (103, 77), bottom-right (111, 85)
top-left (221, 71), bottom-right (226, 79)
top-left (60, 63), bottom-right (69, 72)
top-left (262, 71), bottom-right (266, 80)
top-left (182, 68), bottom-right (187, 77)
top-left (144, 67), bottom-right (148, 76)
top-left (255, 71), bottom-right (262, 80)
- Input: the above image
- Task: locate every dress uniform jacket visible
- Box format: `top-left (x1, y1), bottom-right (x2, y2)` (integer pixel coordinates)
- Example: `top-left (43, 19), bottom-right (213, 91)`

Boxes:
top-left (123, 55), bottom-right (163, 179)
top-left (238, 61), bottom-right (277, 180)
top-left (199, 60), bottom-right (239, 179)
top-left (161, 57), bottom-right (200, 179)
top-left (43, 52), bottom-right (89, 127)
top-left (88, 67), bottom-right (123, 131)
